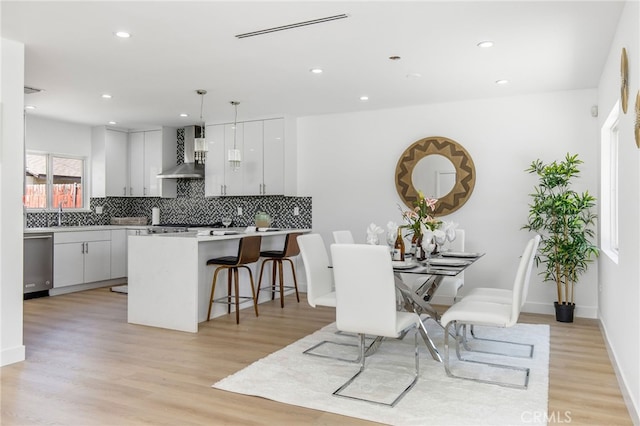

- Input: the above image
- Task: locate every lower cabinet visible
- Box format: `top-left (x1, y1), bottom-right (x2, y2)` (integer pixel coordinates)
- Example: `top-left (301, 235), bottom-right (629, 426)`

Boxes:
top-left (54, 231), bottom-right (112, 288)
top-left (110, 229), bottom-right (127, 279)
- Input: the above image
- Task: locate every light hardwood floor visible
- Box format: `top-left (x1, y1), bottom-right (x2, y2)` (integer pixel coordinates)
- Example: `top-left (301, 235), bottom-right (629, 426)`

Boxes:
top-left (1, 288), bottom-right (633, 425)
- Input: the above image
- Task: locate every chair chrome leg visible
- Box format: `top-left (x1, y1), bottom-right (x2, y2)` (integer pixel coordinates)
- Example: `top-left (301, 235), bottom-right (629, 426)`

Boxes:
top-left (333, 328), bottom-right (419, 407)
top-left (459, 324), bottom-right (535, 359)
top-left (303, 340), bottom-right (364, 363)
top-left (304, 333), bottom-right (378, 362)
top-left (444, 322), bottom-right (530, 389)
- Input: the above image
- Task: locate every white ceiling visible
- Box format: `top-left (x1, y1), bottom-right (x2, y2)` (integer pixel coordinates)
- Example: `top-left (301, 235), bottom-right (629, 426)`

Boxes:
top-left (2, 1), bottom-right (624, 130)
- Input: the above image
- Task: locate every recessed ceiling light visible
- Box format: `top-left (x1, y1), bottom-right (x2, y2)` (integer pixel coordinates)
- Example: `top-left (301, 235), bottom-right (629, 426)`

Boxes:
top-left (180, 113), bottom-right (188, 117)
top-left (495, 79), bottom-right (509, 85)
top-left (477, 40), bottom-right (494, 48)
top-left (310, 68), bottom-right (323, 74)
top-left (108, 121), bottom-right (117, 125)
top-left (115, 31), bottom-right (131, 38)
top-left (101, 94), bottom-right (112, 99)
top-left (406, 73), bottom-right (422, 78)
top-left (359, 96), bottom-right (369, 101)
top-left (389, 55), bottom-right (401, 61)
top-left (25, 105), bottom-right (36, 110)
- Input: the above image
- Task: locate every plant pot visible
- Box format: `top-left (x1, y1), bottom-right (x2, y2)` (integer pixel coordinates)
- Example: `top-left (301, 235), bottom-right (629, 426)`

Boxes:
top-left (554, 301), bottom-right (575, 323)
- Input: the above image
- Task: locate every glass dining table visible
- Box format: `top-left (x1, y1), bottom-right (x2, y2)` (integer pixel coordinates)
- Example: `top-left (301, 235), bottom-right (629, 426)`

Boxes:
top-left (367, 252), bottom-right (485, 362)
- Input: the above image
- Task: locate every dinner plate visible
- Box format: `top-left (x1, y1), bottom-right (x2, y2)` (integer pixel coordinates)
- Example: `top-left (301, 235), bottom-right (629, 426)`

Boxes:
top-left (428, 258), bottom-right (470, 266)
top-left (440, 251), bottom-right (481, 258)
top-left (391, 261), bottom-right (417, 269)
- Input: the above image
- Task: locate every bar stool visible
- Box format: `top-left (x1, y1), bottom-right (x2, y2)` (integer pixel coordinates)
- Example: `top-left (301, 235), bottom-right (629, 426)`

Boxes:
top-left (206, 235), bottom-right (262, 324)
top-left (257, 232), bottom-right (302, 308)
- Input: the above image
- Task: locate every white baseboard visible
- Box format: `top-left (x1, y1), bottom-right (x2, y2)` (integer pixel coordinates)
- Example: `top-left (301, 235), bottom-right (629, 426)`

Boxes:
top-left (522, 301), bottom-right (598, 319)
top-left (49, 278), bottom-right (127, 296)
top-left (1, 344), bottom-right (26, 366)
top-left (599, 318), bottom-right (640, 425)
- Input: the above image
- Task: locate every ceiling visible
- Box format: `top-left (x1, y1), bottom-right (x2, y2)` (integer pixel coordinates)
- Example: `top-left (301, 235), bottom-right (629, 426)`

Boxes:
top-left (2, 1), bottom-right (624, 130)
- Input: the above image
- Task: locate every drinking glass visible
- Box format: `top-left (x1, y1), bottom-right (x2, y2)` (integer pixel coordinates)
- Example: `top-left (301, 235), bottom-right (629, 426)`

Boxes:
top-left (422, 240), bottom-right (436, 269)
top-left (222, 217), bottom-right (232, 228)
top-left (386, 231), bottom-right (396, 256)
top-left (434, 231), bottom-right (447, 253)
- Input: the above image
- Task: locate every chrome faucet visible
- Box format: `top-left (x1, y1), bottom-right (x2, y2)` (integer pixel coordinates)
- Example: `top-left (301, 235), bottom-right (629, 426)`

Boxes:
top-left (57, 202), bottom-right (63, 226)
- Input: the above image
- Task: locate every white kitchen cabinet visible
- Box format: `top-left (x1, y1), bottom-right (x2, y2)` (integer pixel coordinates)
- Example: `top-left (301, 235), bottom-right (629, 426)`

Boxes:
top-left (128, 131), bottom-right (145, 196)
top-left (53, 242), bottom-right (85, 287)
top-left (205, 123), bottom-right (244, 196)
top-left (54, 231), bottom-right (112, 287)
top-left (205, 119), bottom-right (284, 196)
top-left (243, 119), bottom-right (284, 195)
top-left (262, 118), bottom-right (284, 195)
top-left (223, 123), bottom-right (244, 195)
top-left (91, 127), bottom-right (129, 197)
top-left (243, 121), bottom-right (263, 195)
top-left (110, 229), bottom-right (127, 279)
top-left (128, 128), bottom-right (177, 198)
top-left (204, 124), bottom-right (225, 196)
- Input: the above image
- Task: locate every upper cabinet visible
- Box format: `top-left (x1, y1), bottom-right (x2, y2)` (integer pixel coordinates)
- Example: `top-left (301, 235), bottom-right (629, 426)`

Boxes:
top-left (128, 131), bottom-right (145, 196)
top-left (204, 118), bottom-right (284, 197)
top-left (92, 126), bottom-right (177, 198)
top-left (262, 119), bottom-right (285, 195)
top-left (128, 129), bottom-right (176, 198)
top-left (91, 127), bottom-right (129, 197)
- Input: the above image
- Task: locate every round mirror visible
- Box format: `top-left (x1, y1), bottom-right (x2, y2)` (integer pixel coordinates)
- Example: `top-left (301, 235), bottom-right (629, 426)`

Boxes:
top-left (395, 136), bottom-right (476, 216)
top-left (411, 154), bottom-right (456, 198)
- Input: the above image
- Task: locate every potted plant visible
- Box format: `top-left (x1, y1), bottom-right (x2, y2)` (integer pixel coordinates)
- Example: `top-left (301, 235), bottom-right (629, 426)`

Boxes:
top-left (522, 153), bottom-right (599, 322)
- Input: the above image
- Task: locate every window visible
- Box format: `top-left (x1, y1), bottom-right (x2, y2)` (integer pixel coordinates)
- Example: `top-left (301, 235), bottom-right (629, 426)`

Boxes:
top-left (600, 102), bottom-right (620, 262)
top-left (24, 152), bottom-right (85, 210)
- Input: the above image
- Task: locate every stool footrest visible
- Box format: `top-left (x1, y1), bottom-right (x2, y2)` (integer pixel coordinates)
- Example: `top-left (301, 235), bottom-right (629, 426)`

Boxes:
top-left (259, 285), bottom-right (297, 292)
top-left (212, 295), bottom-right (254, 305)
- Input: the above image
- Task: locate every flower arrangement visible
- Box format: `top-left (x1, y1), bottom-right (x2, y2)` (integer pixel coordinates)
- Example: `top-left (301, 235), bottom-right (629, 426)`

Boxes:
top-left (398, 192), bottom-right (458, 259)
top-left (399, 191), bottom-right (441, 237)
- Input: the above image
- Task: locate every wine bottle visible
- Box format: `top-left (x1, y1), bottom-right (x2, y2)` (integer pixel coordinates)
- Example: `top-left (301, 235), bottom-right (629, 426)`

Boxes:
top-left (393, 228), bottom-right (405, 261)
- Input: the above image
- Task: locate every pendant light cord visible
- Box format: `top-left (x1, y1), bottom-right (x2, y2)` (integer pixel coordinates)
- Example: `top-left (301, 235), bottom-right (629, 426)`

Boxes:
top-left (233, 102), bottom-right (238, 149)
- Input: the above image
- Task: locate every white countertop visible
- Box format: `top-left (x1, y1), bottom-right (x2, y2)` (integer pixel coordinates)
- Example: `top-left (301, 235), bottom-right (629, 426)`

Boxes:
top-left (140, 228), bottom-right (311, 241)
top-left (24, 225), bottom-right (311, 238)
top-left (24, 225), bottom-right (149, 233)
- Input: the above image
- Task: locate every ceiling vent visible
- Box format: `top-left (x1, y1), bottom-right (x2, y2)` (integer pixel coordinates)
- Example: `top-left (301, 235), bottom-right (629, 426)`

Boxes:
top-left (235, 14), bottom-right (348, 39)
top-left (24, 86), bottom-right (44, 94)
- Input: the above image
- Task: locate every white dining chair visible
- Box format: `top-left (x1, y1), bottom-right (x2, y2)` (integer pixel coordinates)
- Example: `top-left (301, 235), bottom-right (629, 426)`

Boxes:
top-left (439, 235), bottom-right (539, 389)
top-left (332, 230), bottom-right (355, 244)
top-left (331, 243), bottom-right (421, 407)
top-left (298, 234), bottom-right (360, 362)
top-left (457, 234), bottom-right (540, 353)
top-left (461, 234), bottom-right (540, 305)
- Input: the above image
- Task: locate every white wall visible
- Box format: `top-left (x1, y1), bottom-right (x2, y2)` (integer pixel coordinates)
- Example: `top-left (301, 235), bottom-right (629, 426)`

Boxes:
top-left (25, 115), bottom-right (91, 156)
top-left (596, 1), bottom-right (639, 422)
top-left (298, 89), bottom-right (600, 318)
top-left (0, 38), bottom-right (26, 366)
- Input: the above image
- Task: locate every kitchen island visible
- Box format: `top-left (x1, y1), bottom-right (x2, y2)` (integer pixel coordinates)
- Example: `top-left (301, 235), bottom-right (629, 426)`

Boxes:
top-left (127, 229), bottom-right (310, 332)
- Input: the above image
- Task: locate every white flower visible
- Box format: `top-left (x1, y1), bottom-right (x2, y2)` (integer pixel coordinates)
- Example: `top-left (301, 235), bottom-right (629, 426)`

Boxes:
top-left (441, 221), bottom-right (458, 242)
top-left (367, 222), bottom-right (384, 234)
top-left (433, 229), bottom-right (447, 245)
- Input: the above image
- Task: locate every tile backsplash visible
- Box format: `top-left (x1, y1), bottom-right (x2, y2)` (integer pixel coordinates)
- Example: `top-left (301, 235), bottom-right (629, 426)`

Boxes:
top-left (26, 128), bottom-right (312, 229)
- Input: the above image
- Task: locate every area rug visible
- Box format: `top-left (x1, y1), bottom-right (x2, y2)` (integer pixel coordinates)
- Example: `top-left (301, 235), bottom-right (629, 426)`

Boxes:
top-left (212, 321), bottom-right (550, 425)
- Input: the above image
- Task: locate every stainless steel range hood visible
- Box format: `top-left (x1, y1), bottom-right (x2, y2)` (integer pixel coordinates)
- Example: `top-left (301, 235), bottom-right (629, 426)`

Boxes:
top-left (157, 126), bottom-right (204, 179)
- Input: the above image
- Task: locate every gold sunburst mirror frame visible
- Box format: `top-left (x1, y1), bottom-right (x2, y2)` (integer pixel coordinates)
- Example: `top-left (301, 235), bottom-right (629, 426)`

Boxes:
top-left (395, 136), bottom-right (476, 216)
top-left (621, 47), bottom-right (629, 114)
top-left (635, 90), bottom-right (639, 148)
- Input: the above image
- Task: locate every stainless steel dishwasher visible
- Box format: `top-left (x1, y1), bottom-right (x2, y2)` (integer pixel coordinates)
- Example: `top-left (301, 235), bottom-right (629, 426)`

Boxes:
top-left (23, 232), bottom-right (53, 297)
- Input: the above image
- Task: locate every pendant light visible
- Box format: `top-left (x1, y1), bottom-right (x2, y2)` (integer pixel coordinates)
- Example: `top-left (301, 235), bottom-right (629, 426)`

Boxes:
top-left (194, 89), bottom-right (208, 164)
top-left (228, 101), bottom-right (241, 171)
